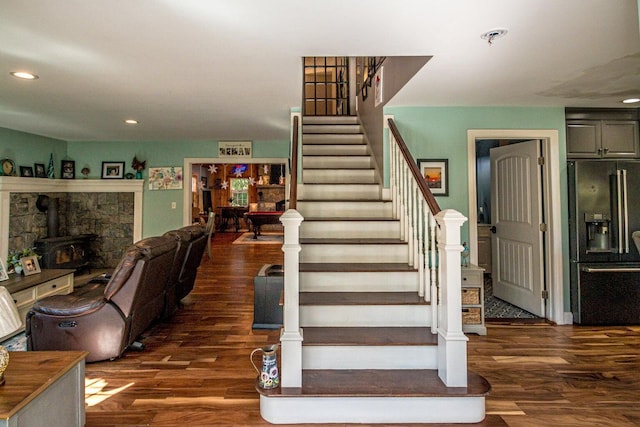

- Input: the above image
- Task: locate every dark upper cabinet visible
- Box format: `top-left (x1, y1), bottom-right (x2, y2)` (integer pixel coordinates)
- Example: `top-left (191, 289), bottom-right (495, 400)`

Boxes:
top-left (567, 118), bottom-right (639, 159)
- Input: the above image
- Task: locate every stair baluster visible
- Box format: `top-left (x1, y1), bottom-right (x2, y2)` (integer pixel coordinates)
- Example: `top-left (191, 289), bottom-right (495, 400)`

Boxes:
top-left (387, 118), bottom-right (468, 386)
top-left (263, 115), bottom-right (484, 424)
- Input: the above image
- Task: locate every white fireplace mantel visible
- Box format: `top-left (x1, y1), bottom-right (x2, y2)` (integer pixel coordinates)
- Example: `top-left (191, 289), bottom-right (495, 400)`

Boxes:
top-left (0, 176), bottom-right (144, 264)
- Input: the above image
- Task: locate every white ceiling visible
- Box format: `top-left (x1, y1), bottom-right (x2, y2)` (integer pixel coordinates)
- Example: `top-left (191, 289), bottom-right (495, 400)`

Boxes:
top-left (1, 0), bottom-right (639, 142)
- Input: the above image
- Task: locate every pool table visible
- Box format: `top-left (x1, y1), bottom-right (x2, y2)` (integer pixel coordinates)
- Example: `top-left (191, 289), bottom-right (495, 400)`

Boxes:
top-left (244, 211), bottom-right (284, 239)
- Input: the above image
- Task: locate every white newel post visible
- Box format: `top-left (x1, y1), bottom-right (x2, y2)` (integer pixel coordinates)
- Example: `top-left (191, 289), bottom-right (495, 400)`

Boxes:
top-left (435, 209), bottom-right (469, 387)
top-left (279, 209), bottom-right (304, 388)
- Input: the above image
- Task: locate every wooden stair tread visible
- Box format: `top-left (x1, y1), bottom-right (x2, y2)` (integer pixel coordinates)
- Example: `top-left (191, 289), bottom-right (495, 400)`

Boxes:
top-left (260, 369), bottom-right (491, 398)
top-left (300, 237), bottom-right (405, 244)
top-left (300, 262), bottom-right (416, 272)
top-left (300, 292), bottom-right (426, 305)
top-left (303, 327), bottom-right (437, 346)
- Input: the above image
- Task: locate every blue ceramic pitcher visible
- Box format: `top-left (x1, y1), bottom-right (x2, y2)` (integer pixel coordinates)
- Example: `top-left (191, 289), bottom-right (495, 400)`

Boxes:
top-left (250, 344), bottom-right (279, 389)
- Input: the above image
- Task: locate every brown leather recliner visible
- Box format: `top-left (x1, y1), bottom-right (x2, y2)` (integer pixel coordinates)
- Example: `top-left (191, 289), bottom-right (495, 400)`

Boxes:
top-left (26, 235), bottom-right (178, 362)
top-left (163, 224), bottom-right (207, 313)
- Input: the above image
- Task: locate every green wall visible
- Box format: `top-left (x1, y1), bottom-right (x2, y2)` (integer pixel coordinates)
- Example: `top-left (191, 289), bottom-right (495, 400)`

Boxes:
top-left (384, 106), bottom-right (569, 309)
top-left (0, 127), bottom-right (288, 237)
top-left (3, 106), bottom-right (571, 309)
top-left (0, 127), bottom-right (67, 174)
top-left (67, 139), bottom-right (289, 237)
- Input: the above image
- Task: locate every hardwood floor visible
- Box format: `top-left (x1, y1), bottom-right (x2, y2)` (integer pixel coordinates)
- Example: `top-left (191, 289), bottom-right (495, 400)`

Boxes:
top-left (85, 232), bottom-right (640, 426)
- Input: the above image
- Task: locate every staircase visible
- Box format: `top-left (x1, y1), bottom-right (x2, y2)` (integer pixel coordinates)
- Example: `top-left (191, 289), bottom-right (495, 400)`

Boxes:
top-left (258, 115), bottom-right (490, 424)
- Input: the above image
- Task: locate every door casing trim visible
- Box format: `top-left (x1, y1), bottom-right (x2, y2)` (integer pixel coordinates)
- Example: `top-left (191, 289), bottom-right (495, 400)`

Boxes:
top-left (467, 129), bottom-right (564, 324)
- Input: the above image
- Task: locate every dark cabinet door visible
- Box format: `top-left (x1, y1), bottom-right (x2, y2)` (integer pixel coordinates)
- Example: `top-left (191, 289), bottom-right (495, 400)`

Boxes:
top-left (602, 121), bottom-right (639, 158)
top-left (567, 120), bottom-right (601, 158)
top-left (567, 119), bottom-right (639, 159)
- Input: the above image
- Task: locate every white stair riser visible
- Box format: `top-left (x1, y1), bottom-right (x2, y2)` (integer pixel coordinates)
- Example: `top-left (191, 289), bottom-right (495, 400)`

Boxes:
top-left (303, 134), bottom-right (364, 145)
top-left (300, 244), bottom-right (408, 263)
top-left (302, 345), bottom-right (437, 369)
top-left (304, 124), bottom-right (362, 134)
top-left (303, 116), bottom-right (359, 125)
top-left (301, 220), bottom-right (399, 239)
top-left (303, 169), bottom-right (376, 184)
top-left (297, 200), bottom-right (393, 218)
top-left (303, 144), bottom-right (368, 156)
top-left (300, 305), bottom-right (431, 327)
top-left (260, 395), bottom-right (486, 424)
top-left (300, 271), bottom-right (419, 292)
top-left (298, 184), bottom-right (381, 200)
top-left (303, 156), bottom-right (373, 169)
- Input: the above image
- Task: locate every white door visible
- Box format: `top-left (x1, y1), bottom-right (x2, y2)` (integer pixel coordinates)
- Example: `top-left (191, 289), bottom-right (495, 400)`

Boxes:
top-left (490, 140), bottom-right (545, 317)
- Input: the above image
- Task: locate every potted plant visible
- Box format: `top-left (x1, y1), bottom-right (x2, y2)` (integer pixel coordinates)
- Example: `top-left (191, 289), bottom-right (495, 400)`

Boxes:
top-left (131, 156), bottom-right (146, 179)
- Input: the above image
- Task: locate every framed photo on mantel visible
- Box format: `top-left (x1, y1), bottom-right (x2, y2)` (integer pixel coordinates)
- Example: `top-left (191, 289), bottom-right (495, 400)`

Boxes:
top-left (101, 161), bottom-right (125, 179)
top-left (61, 160), bottom-right (75, 179)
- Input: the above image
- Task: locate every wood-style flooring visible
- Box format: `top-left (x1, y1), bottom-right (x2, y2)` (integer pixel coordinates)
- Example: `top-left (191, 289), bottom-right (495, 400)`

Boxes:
top-left (84, 232), bottom-right (640, 426)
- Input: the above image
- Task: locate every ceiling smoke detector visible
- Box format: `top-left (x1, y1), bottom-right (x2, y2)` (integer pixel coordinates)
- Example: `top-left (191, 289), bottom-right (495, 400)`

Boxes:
top-left (481, 28), bottom-right (508, 46)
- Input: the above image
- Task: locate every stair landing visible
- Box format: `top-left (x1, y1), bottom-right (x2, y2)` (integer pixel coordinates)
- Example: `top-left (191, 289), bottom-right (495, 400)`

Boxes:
top-left (258, 370), bottom-right (490, 424)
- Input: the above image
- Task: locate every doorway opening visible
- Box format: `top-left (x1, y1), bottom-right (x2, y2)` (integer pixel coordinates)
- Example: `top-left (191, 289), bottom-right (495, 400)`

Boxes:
top-left (182, 157), bottom-right (288, 230)
top-left (467, 129), bottom-right (566, 325)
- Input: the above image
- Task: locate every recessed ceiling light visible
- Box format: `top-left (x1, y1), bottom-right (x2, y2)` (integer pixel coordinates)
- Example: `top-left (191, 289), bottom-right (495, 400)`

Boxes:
top-left (622, 98), bottom-right (640, 104)
top-left (10, 71), bottom-right (39, 80)
top-left (480, 28), bottom-right (508, 46)
top-left (124, 119), bottom-right (139, 125)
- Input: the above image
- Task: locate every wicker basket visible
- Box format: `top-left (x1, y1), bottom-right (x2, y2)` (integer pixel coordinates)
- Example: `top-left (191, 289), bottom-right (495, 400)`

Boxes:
top-left (462, 307), bottom-right (482, 324)
top-left (461, 288), bottom-right (480, 305)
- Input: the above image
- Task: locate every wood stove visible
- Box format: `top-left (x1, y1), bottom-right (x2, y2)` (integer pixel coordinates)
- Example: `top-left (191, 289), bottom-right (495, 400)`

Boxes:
top-left (34, 234), bottom-right (96, 272)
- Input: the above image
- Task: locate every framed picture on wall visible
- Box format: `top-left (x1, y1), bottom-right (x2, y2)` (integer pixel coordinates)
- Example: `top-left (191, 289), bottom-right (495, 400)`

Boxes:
top-left (417, 158), bottom-right (449, 196)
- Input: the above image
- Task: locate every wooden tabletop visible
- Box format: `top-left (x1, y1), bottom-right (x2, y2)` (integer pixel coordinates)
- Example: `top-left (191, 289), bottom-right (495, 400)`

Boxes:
top-left (1, 269), bottom-right (75, 294)
top-left (0, 351), bottom-right (88, 420)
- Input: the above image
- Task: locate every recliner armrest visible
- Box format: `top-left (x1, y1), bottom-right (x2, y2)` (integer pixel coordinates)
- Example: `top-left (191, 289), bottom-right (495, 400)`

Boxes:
top-left (32, 291), bottom-right (107, 317)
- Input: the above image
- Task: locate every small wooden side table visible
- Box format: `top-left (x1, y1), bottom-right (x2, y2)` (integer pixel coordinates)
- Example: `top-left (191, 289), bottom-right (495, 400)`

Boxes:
top-left (0, 351), bottom-right (88, 427)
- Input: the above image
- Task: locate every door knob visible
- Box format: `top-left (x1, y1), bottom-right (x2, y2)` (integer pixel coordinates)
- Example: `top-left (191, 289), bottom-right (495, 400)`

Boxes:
top-left (490, 226), bottom-right (497, 233)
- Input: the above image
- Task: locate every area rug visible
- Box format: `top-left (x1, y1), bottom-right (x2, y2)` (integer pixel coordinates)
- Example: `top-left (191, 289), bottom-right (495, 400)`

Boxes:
top-left (1, 332), bottom-right (26, 351)
top-left (484, 275), bottom-right (539, 319)
top-left (232, 232), bottom-right (284, 245)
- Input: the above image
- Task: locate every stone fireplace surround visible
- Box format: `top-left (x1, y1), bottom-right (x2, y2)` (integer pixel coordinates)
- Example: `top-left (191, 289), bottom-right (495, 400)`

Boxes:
top-left (1, 177), bottom-right (143, 269)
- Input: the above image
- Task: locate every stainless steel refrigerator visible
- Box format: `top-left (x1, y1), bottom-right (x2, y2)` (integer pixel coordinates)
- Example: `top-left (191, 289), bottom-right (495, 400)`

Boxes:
top-left (567, 160), bottom-right (640, 325)
top-left (568, 160), bottom-right (640, 324)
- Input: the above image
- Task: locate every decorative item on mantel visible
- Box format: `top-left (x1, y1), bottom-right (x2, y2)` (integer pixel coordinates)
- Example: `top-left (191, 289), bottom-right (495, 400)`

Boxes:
top-left (47, 153), bottom-right (55, 178)
top-left (131, 156), bottom-right (146, 179)
top-left (81, 166), bottom-right (90, 179)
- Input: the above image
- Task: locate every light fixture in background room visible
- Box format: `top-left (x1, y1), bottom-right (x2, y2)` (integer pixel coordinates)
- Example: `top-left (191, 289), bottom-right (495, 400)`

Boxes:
top-left (10, 71), bottom-right (39, 80)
